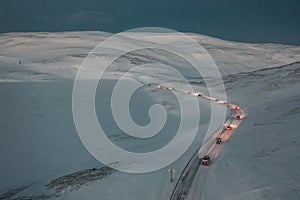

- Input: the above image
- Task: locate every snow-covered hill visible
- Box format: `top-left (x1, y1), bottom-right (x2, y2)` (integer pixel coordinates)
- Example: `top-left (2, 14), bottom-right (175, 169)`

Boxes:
top-left (0, 31), bottom-right (299, 200)
top-left (1, 31), bottom-right (300, 81)
top-left (203, 62), bottom-right (300, 200)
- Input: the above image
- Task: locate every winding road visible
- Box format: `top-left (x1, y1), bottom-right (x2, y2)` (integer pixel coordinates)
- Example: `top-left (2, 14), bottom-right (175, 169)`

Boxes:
top-left (138, 81), bottom-right (244, 200)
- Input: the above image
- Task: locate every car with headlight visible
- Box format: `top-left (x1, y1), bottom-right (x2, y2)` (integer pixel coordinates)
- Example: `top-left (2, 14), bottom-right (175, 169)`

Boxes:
top-left (215, 137), bottom-right (222, 144)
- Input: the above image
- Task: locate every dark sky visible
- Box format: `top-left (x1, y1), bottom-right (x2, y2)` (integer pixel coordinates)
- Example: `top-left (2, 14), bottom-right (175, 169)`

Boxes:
top-left (0, 0), bottom-right (300, 45)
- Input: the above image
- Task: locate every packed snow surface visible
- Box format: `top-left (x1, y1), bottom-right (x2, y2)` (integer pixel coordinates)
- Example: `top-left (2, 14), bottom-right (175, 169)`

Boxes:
top-left (0, 31), bottom-right (300, 200)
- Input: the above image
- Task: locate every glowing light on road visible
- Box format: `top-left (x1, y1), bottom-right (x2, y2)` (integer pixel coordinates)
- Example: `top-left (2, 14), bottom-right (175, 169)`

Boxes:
top-left (225, 125), bottom-right (232, 130)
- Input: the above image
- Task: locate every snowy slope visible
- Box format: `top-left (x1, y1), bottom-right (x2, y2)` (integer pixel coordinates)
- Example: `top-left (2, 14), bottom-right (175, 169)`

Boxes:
top-left (1, 31), bottom-right (300, 81)
top-left (203, 62), bottom-right (300, 200)
top-left (0, 31), bottom-right (300, 200)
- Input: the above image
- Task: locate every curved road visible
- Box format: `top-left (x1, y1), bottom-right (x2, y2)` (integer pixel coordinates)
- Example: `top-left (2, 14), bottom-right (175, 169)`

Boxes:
top-left (137, 81), bottom-right (244, 200)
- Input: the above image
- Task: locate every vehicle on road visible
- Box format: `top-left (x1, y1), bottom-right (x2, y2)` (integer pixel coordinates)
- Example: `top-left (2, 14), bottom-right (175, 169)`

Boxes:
top-left (234, 106), bottom-right (240, 110)
top-left (215, 137), bottom-right (222, 144)
top-left (235, 115), bottom-right (241, 120)
top-left (201, 155), bottom-right (211, 166)
top-left (225, 125), bottom-right (232, 130)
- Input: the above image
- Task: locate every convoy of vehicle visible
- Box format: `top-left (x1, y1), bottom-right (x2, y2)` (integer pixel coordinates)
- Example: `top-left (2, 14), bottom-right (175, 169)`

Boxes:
top-left (143, 82), bottom-right (243, 168)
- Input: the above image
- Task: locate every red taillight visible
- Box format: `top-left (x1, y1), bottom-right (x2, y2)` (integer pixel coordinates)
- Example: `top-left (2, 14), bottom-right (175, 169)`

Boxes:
top-left (201, 161), bottom-right (207, 165)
